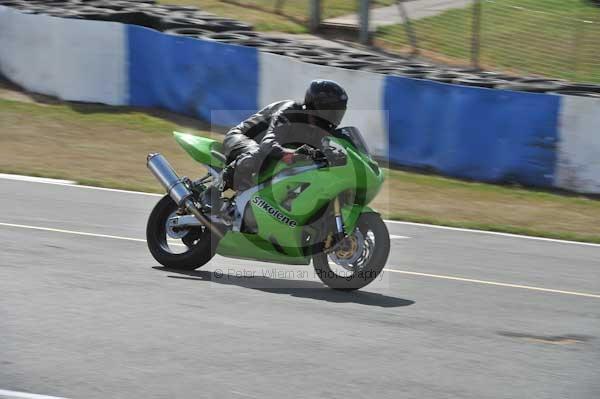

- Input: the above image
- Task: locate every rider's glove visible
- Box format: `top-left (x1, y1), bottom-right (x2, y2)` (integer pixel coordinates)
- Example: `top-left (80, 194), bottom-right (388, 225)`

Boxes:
top-left (281, 151), bottom-right (295, 165)
top-left (294, 144), bottom-right (324, 161)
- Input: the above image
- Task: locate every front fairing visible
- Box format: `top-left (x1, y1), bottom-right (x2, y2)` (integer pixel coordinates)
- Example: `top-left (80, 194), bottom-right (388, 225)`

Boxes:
top-left (258, 136), bottom-right (384, 206)
top-left (242, 136), bottom-right (384, 256)
top-left (333, 136), bottom-right (384, 206)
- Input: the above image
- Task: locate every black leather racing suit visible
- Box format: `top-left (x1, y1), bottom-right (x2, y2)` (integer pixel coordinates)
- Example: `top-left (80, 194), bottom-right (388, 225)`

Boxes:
top-left (222, 100), bottom-right (334, 191)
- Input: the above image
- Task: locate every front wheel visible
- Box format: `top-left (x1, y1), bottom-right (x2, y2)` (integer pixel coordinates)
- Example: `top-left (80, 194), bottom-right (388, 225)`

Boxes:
top-left (146, 195), bottom-right (219, 270)
top-left (312, 213), bottom-right (390, 291)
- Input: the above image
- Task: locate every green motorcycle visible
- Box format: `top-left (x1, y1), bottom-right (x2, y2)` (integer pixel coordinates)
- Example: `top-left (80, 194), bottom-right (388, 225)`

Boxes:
top-left (146, 127), bottom-right (390, 290)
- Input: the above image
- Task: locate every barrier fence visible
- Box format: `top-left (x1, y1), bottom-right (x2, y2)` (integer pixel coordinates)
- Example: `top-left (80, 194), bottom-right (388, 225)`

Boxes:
top-left (374, 0), bottom-right (600, 83)
top-left (216, 0), bottom-right (393, 24)
top-left (211, 1), bottom-right (600, 83)
top-left (0, 6), bottom-right (599, 194)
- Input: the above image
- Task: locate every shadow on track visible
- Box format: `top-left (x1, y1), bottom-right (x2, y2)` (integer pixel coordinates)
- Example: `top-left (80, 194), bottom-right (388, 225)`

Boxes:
top-left (153, 267), bottom-right (414, 308)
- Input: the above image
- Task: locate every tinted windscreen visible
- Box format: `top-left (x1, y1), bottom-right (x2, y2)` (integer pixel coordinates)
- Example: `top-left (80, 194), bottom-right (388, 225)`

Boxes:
top-left (334, 127), bottom-right (371, 156)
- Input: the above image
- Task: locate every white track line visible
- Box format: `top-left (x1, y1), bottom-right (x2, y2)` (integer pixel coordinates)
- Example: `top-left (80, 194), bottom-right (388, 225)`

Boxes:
top-left (0, 222), bottom-right (402, 243)
top-left (390, 235), bottom-right (409, 239)
top-left (0, 389), bottom-right (70, 399)
top-left (0, 222), bottom-right (146, 243)
top-left (0, 174), bottom-right (75, 185)
top-left (386, 220), bottom-right (600, 248)
top-left (1, 173), bottom-right (598, 246)
top-left (384, 269), bottom-right (600, 299)
top-left (0, 173), bottom-right (160, 197)
top-left (1, 222), bottom-right (598, 299)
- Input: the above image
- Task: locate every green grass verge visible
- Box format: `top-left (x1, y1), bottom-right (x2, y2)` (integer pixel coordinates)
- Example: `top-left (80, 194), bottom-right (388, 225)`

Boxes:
top-left (377, 0), bottom-right (600, 83)
top-left (0, 99), bottom-right (207, 135)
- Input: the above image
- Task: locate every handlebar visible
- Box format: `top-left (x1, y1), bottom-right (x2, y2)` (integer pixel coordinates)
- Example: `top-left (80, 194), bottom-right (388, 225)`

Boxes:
top-left (292, 144), bottom-right (347, 167)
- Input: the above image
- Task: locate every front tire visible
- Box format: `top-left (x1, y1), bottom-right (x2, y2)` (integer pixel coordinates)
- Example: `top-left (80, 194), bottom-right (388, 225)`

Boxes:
top-left (312, 213), bottom-right (390, 291)
top-left (146, 195), bottom-right (218, 270)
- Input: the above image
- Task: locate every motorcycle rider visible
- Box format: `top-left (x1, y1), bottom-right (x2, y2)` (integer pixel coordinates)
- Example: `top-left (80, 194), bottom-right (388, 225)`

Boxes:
top-left (219, 79), bottom-right (348, 193)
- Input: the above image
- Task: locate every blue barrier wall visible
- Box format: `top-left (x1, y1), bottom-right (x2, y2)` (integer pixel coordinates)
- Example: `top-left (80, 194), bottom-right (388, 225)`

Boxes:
top-left (384, 76), bottom-right (561, 187)
top-left (127, 25), bottom-right (259, 126)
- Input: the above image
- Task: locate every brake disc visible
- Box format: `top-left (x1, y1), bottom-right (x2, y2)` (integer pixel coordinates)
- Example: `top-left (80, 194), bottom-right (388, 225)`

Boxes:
top-left (329, 229), bottom-right (365, 271)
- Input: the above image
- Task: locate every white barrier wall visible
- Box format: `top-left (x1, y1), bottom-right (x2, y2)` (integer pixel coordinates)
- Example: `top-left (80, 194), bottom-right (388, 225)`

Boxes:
top-left (259, 52), bottom-right (388, 158)
top-left (0, 6), bottom-right (127, 105)
top-left (556, 95), bottom-right (600, 193)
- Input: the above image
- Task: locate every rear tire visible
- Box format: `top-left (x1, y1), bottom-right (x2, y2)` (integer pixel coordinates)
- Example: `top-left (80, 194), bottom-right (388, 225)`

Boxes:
top-left (312, 213), bottom-right (390, 291)
top-left (146, 195), bottom-right (218, 270)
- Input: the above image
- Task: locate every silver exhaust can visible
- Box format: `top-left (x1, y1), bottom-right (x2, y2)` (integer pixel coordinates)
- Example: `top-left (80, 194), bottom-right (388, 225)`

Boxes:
top-left (147, 153), bottom-right (223, 239)
top-left (147, 153), bottom-right (191, 206)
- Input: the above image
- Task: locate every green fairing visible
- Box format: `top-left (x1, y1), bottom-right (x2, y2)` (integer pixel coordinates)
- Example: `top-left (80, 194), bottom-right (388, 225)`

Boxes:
top-left (216, 232), bottom-right (310, 265)
top-left (173, 132), bottom-right (225, 169)
top-left (174, 131), bottom-right (384, 264)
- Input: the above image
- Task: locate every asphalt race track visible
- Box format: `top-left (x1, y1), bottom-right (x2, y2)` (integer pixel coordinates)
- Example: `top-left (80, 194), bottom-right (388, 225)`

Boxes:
top-left (1, 176), bottom-right (599, 399)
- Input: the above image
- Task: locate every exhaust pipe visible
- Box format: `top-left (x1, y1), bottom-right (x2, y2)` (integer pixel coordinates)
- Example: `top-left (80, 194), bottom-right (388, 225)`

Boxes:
top-left (147, 153), bottom-right (193, 207)
top-left (147, 153), bottom-right (222, 238)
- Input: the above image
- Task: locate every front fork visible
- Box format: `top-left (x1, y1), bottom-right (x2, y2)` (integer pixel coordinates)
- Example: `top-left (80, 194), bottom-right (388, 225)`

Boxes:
top-left (333, 197), bottom-right (346, 238)
top-left (325, 197), bottom-right (347, 252)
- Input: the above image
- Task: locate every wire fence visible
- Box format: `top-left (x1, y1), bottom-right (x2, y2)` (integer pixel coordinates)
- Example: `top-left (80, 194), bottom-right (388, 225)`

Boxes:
top-left (213, 1), bottom-right (600, 83)
top-left (373, 0), bottom-right (600, 83)
top-left (217, 0), bottom-right (394, 24)
top-left (218, 0), bottom-right (311, 24)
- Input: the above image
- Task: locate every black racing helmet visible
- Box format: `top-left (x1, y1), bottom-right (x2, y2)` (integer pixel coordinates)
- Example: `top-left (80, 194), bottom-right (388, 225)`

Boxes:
top-left (304, 79), bottom-right (348, 128)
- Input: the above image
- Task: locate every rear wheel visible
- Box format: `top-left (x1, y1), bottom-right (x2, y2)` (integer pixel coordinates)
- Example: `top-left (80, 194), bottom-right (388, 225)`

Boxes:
top-left (312, 213), bottom-right (390, 291)
top-left (146, 195), bottom-right (218, 270)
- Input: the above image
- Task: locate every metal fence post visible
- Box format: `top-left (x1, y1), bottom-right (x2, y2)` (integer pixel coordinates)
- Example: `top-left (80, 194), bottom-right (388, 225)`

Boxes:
top-left (397, 0), bottom-right (419, 56)
top-left (471, 0), bottom-right (482, 68)
top-left (359, 0), bottom-right (371, 44)
top-left (309, 0), bottom-right (321, 33)
top-left (573, 9), bottom-right (584, 82)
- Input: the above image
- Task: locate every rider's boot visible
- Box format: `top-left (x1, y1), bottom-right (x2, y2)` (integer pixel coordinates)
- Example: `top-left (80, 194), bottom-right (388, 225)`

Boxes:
top-left (199, 165), bottom-right (235, 222)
